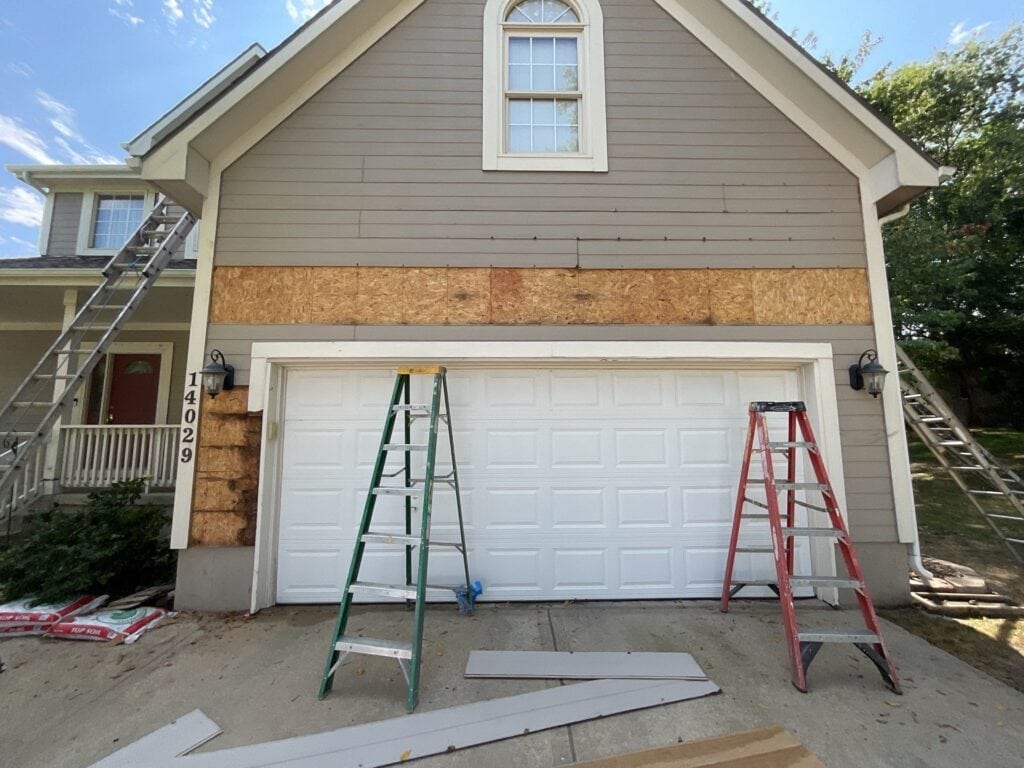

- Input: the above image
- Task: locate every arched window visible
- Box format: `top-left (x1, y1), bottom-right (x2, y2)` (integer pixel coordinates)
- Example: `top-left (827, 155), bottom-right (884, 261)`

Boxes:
top-left (483, 0), bottom-right (608, 172)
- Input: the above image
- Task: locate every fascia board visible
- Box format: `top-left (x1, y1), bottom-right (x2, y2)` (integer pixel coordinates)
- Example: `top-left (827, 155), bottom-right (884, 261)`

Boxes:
top-left (124, 44), bottom-right (267, 157)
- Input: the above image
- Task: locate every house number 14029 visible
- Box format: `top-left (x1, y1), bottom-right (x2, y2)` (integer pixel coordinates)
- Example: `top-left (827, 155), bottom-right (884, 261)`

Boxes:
top-left (180, 372), bottom-right (199, 463)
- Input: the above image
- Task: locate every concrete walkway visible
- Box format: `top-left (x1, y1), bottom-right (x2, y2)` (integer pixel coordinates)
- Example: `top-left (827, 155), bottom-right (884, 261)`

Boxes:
top-left (0, 601), bottom-right (1021, 767)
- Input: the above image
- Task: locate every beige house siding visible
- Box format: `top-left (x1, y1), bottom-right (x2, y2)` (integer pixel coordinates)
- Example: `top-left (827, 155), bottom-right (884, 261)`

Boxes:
top-left (46, 192), bottom-right (83, 257)
top-left (199, 0), bottom-right (902, 597)
top-left (215, 0), bottom-right (866, 270)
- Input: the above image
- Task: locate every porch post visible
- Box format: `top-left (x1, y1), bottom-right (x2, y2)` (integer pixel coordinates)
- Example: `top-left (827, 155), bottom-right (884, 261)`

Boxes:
top-left (42, 288), bottom-right (78, 495)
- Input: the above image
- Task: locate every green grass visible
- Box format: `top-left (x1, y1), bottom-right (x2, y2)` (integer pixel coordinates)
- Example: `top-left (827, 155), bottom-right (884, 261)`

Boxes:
top-left (881, 428), bottom-right (1024, 692)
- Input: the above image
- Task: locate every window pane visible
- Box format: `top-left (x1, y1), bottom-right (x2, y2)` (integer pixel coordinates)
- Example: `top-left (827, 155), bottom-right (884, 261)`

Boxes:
top-left (509, 125), bottom-right (532, 152)
top-left (533, 99), bottom-right (555, 125)
top-left (555, 99), bottom-right (578, 126)
top-left (506, 0), bottom-right (579, 24)
top-left (92, 195), bottom-right (145, 250)
top-left (533, 37), bottom-right (554, 64)
top-left (555, 37), bottom-right (577, 64)
top-left (556, 126), bottom-right (579, 152)
top-left (532, 125), bottom-right (556, 152)
top-left (532, 63), bottom-right (555, 91)
top-left (509, 37), bottom-right (530, 64)
top-left (509, 99), bottom-right (532, 125)
top-left (509, 63), bottom-right (531, 90)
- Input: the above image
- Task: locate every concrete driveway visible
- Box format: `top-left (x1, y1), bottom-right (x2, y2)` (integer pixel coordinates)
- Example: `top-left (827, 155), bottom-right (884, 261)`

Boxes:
top-left (0, 601), bottom-right (1020, 767)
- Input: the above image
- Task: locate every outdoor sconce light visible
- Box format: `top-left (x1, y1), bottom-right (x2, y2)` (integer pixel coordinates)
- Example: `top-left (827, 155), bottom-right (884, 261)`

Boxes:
top-left (849, 349), bottom-right (889, 398)
top-left (201, 349), bottom-right (235, 399)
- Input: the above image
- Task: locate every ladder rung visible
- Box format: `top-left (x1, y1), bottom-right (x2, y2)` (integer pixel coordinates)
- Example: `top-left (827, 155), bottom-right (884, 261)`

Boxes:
top-left (383, 443), bottom-right (428, 452)
top-left (793, 499), bottom-right (829, 514)
top-left (362, 532), bottom-right (462, 548)
top-left (33, 374), bottom-right (79, 381)
top-left (741, 512), bottom-right (770, 519)
top-left (903, 394), bottom-right (924, 400)
top-left (334, 635), bottom-right (412, 660)
top-left (392, 404), bottom-right (430, 412)
top-left (11, 402), bottom-right (46, 409)
top-left (937, 441), bottom-right (966, 446)
top-left (766, 441), bottom-right (815, 450)
top-left (790, 576), bottom-right (862, 588)
top-left (985, 513), bottom-right (1024, 522)
top-left (743, 498), bottom-right (769, 509)
top-left (349, 582), bottom-right (418, 600)
top-left (362, 532), bottom-right (420, 546)
top-left (372, 487), bottom-right (425, 497)
top-left (781, 527), bottom-right (844, 538)
top-left (735, 546), bottom-right (774, 554)
top-left (912, 416), bottom-right (945, 423)
top-left (798, 628), bottom-right (879, 644)
top-left (774, 482), bottom-right (828, 491)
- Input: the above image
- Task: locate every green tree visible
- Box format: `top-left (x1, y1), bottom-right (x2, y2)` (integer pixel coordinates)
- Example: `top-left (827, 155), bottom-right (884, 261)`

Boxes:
top-left (860, 26), bottom-right (1024, 424)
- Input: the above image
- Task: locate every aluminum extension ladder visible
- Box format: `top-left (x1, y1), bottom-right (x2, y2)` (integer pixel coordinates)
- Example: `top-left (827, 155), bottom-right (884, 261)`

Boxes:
top-left (0, 198), bottom-right (195, 521)
top-left (318, 366), bottom-right (477, 713)
top-left (721, 401), bottom-right (901, 694)
top-left (896, 346), bottom-right (1024, 563)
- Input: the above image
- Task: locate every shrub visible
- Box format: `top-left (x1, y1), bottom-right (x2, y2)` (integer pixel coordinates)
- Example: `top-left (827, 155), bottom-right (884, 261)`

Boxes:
top-left (0, 480), bottom-right (175, 604)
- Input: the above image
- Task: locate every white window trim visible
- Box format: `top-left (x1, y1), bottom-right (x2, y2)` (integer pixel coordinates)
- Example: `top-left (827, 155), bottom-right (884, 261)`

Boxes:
top-left (483, 0), bottom-right (608, 172)
top-left (76, 190), bottom-right (157, 257)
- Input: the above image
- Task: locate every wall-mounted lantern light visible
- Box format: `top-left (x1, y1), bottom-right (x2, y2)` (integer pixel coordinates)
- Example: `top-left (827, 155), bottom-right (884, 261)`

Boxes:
top-left (849, 349), bottom-right (888, 398)
top-left (201, 349), bottom-right (235, 399)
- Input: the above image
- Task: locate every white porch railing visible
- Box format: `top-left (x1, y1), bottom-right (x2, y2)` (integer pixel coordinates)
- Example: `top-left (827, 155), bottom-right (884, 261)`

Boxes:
top-left (59, 425), bottom-right (180, 489)
top-left (0, 436), bottom-right (47, 522)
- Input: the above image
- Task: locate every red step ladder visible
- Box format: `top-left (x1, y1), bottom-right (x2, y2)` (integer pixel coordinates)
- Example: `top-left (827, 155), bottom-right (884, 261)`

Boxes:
top-left (720, 401), bottom-right (901, 694)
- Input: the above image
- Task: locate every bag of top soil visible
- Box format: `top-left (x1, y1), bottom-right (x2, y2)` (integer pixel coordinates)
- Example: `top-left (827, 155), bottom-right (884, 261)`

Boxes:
top-left (45, 607), bottom-right (170, 644)
top-left (0, 596), bottom-right (108, 635)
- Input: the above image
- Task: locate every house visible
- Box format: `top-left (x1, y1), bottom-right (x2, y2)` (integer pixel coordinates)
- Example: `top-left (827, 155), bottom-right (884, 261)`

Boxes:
top-left (12, 0), bottom-right (949, 614)
top-left (0, 165), bottom-right (197, 514)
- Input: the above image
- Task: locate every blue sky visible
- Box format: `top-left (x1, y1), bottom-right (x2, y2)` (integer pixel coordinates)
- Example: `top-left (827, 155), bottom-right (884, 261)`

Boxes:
top-left (0, 0), bottom-right (1021, 258)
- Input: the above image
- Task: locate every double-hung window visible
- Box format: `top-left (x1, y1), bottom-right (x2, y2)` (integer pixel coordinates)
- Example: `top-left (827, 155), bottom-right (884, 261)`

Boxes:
top-left (484, 0), bottom-right (607, 172)
top-left (91, 195), bottom-right (146, 250)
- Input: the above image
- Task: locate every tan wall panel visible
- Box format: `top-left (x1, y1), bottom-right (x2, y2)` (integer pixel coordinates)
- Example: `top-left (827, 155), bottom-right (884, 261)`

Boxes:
top-left (210, 266), bottom-right (872, 327)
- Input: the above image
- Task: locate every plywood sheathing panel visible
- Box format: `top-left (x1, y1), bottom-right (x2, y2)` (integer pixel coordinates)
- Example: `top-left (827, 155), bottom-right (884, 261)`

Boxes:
top-left (209, 266), bottom-right (872, 326)
top-left (190, 386), bottom-right (262, 547)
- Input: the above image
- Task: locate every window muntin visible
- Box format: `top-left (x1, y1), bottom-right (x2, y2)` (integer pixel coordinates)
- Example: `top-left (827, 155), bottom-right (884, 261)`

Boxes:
top-left (91, 195), bottom-right (145, 250)
top-left (506, 0), bottom-right (578, 24)
top-left (504, 0), bottom-right (582, 156)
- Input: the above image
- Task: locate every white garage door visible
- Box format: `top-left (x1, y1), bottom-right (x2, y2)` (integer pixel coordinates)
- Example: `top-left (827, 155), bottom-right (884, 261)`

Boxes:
top-left (276, 366), bottom-right (810, 603)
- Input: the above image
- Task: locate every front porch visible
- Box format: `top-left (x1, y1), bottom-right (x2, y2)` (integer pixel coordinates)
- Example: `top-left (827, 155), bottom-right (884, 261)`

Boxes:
top-left (1, 424), bottom-right (180, 524)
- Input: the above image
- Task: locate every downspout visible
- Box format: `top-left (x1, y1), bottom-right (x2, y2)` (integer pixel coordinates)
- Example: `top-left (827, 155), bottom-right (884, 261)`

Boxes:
top-left (877, 202), bottom-right (933, 580)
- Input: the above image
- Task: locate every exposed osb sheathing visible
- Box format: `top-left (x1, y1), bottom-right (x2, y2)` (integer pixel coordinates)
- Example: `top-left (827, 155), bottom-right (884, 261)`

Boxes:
top-left (209, 267), bottom-right (872, 326)
top-left (190, 387), bottom-right (262, 547)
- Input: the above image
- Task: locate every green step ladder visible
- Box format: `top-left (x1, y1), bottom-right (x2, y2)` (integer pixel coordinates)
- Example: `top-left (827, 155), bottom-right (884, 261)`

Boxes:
top-left (318, 366), bottom-right (478, 712)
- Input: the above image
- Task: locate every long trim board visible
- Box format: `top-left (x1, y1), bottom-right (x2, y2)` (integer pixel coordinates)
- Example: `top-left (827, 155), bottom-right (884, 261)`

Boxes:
top-left (141, 679), bottom-right (720, 768)
top-left (573, 724), bottom-right (825, 768)
top-left (92, 711), bottom-right (222, 768)
top-left (465, 651), bottom-right (708, 680)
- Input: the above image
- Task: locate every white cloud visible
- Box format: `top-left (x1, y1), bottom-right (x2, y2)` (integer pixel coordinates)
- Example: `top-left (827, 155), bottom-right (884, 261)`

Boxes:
top-left (163, 0), bottom-right (184, 24)
top-left (7, 61), bottom-right (33, 79)
top-left (286, 0), bottom-right (331, 23)
top-left (949, 20), bottom-right (992, 46)
top-left (0, 115), bottom-right (56, 164)
top-left (34, 91), bottom-right (121, 164)
top-left (192, 0), bottom-right (215, 29)
top-left (109, 0), bottom-right (144, 26)
top-left (0, 186), bottom-right (44, 228)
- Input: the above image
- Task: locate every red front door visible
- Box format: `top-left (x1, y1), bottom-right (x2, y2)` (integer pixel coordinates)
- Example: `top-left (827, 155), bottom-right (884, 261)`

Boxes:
top-left (105, 353), bottom-right (162, 424)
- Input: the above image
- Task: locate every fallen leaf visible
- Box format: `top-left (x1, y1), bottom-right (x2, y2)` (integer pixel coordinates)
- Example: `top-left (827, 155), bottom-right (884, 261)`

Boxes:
top-left (885, 701), bottom-right (902, 708)
top-left (400, 750), bottom-right (411, 762)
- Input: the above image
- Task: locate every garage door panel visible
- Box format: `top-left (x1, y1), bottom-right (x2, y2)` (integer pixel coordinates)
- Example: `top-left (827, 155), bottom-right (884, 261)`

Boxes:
top-left (277, 366), bottom-right (805, 602)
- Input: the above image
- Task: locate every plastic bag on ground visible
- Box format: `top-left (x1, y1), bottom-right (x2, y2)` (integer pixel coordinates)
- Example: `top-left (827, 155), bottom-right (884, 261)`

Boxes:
top-left (45, 607), bottom-right (171, 644)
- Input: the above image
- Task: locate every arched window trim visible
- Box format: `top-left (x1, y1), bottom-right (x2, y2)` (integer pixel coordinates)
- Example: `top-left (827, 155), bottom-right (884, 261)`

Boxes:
top-left (483, 0), bottom-right (608, 172)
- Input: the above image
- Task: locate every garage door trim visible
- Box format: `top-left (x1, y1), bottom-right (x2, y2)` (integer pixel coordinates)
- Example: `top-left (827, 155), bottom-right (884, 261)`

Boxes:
top-left (246, 341), bottom-right (844, 612)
